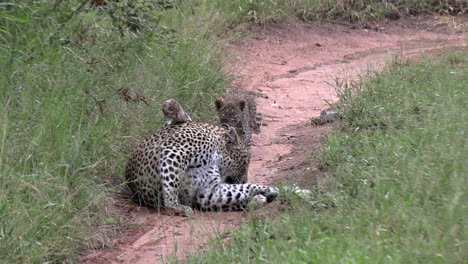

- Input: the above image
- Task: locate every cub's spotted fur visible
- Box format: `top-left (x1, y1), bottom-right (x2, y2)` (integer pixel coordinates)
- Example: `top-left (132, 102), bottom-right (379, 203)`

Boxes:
top-left (215, 89), bottom-right (261, 148)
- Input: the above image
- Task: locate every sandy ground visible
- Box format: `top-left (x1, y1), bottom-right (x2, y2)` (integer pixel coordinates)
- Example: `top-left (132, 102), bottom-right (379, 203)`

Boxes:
top-left (81, 16), bottom-right (466, 264)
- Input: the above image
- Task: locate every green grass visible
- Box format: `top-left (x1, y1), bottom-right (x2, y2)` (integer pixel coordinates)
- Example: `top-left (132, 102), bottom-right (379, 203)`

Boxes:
top-left (184, 53), bottom-right (467, 263)
top-left (211, 0), bottom-right (466, 24)
top-left (0, 1), bottom-right (231, 263)
top-left (0, 0), bottom-right (465, 263)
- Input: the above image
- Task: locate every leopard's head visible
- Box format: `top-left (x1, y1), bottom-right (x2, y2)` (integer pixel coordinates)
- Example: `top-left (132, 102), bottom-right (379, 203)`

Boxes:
top-left (215, 98), bottom-right (251, 146)
top-left (220, 123), bottom-right (250, 184)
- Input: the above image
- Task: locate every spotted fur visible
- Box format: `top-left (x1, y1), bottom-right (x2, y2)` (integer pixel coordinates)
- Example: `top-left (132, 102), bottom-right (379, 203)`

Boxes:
top-left (215, 90), bottom-right (260, 149)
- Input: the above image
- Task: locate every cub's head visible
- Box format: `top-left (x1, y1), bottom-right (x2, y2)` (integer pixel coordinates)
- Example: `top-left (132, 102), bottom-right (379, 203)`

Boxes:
top-left (215, 98), bottom-right (248, 144)
top-left (220, 124), bottom-right (250, 184)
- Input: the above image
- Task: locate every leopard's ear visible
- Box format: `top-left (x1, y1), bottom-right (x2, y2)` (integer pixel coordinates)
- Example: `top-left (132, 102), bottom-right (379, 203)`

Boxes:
top-left (162, 99), bottom-right (192, 122)
top-left (162, 99), bottom-right (179, 119)
top-left (221, 123), bottom-right (230, 131)
top-left (238, 100), bottom-right (246, 111)
top-left (222, 123), bottom-right (239, 144)
top-left (215, 98), bottom-right (224, 111)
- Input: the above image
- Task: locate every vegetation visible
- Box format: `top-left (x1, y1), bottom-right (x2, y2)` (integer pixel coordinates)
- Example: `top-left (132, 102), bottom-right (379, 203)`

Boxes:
top-left (185, 53), bottom-right (467, 263)
top-left (222, 0), bottom-right (466, 23)
top-left (0, 0), bottom-right (465, 263)
top-left (0, 1), bottom-right (230, 263)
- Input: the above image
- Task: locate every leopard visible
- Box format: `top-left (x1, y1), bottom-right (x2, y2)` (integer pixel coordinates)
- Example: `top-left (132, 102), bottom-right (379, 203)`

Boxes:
top-left (162, 99), bottom-right (247, 184)
top-left (215, 89), bottom-right (261, 149)
top-left (125, 100), bottom-right (278, 215)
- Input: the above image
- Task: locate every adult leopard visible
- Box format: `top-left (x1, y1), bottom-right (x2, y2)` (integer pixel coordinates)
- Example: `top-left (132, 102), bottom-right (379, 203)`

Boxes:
top-left (125, 100), bottom-right (278, 214)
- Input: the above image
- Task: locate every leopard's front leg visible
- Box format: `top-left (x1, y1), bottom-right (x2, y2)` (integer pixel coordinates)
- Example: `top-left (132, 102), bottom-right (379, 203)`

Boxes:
top-left (160, 167), bottom-right (194, 215)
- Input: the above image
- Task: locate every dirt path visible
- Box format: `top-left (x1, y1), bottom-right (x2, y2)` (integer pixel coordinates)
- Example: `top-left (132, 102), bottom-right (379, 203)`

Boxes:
top-left (81, 17), bottom-right (466, 264)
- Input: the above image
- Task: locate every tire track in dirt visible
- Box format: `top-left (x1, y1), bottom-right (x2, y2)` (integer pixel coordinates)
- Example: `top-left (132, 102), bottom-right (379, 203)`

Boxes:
top-left (81, 17), bottom-right (466, 264)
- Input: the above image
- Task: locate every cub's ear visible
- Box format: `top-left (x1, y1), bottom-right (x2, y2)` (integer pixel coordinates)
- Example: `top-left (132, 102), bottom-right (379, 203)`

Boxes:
top-left (162, 99), bottom-right (192, 122)
top-left (215, 98), bottom-right (224, 110)
top-left (238, 100), bottom-right (246, 111)
top-left (162, 99), bottom-right (180, 120)
top-left (222, 123), bottom-right (239, 144)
